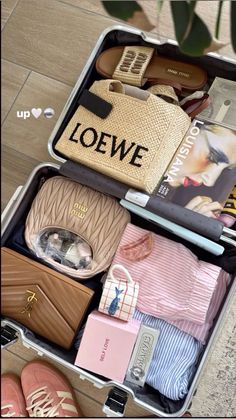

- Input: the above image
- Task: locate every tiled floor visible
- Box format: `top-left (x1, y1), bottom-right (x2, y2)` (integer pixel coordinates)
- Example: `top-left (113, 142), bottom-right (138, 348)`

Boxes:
top-left (1, 0), bottom-right (236, 417)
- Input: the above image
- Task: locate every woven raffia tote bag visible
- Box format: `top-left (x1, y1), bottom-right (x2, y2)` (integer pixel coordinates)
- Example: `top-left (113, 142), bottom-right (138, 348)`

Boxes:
top-left (55, 79), bottom-right (191, 193)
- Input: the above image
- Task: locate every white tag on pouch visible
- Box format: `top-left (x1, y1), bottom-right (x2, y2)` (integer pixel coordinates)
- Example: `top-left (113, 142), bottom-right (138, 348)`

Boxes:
top-left (125, 189), bottom-right (150, 207)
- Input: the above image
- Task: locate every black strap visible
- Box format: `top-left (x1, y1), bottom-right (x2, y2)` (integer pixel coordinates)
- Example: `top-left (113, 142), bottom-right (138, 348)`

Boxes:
top-left (59, 160), bottom-right (224, 242)
top-left (78, 89), bottom-right (112, 119)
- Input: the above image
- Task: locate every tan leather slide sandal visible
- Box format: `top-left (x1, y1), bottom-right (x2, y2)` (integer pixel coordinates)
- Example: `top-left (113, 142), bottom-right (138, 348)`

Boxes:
top-left (96, 45), bottom-right (207, 91)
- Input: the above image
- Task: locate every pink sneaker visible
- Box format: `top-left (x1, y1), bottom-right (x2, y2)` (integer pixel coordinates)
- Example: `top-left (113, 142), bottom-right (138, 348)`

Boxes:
top-left (1, 374), bottom-right (28, 417)
top-left (21, 361), bottom-right (82, 417)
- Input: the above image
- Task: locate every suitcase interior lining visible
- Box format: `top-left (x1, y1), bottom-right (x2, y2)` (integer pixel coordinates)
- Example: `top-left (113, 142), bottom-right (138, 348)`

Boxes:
top-left (1, 166), bottom-right (235, 415)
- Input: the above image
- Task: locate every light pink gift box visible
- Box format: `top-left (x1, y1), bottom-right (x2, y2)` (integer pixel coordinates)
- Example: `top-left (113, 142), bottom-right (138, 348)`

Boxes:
top-left (75, 310), bottom-right (141, 383)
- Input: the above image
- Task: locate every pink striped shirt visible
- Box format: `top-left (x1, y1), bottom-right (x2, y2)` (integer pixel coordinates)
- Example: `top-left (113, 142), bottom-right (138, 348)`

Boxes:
top-left (111, 223), bottom-right (222, 326)
top-left (170, 269), bottom-right (231, 343)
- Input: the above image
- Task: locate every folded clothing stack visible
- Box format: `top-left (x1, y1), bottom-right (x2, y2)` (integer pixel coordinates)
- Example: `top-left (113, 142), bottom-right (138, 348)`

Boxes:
top-left (133, 309), bottom-right (202, 401)
top-left (168, 269), bottom-right (230, 344)
top-left (111, 223), bottom-right (225, 327)
top-left (108, 223), bottom-right (231, 399)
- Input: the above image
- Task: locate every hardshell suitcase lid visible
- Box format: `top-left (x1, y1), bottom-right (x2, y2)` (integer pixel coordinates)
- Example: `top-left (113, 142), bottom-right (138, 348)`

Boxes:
top-left (47, 24), bottom-right (236, 246)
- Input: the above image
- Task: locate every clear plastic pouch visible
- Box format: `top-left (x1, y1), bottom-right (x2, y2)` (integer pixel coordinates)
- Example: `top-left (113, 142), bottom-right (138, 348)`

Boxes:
top-left (36, 228), bottom-right (92, 270)
top-left (199, 77), bottom-right (236, 129)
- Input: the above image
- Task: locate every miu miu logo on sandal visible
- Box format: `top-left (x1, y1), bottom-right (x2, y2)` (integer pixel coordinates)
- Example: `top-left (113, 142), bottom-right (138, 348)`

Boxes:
top-left (119, 50), bottom-right (148, 75)
top-left (166, 68), bottom-right (190, 79)
top-left (21, 290), bottom-right (38, 318)
top-left (70, 202), bottom-right (88, 220)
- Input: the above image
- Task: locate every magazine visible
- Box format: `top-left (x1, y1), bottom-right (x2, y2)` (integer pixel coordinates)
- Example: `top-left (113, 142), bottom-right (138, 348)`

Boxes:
top-left (156, 119), bottom-right (236, 220)
top-left (199, 77), bottom-right (236, 130)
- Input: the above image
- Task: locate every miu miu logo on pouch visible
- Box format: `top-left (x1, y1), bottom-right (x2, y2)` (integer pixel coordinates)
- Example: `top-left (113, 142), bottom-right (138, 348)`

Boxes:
top-left (70, 202), bottom-right (88, 220)
top-left (68, 123), bottom-right (149, 167)
top-left (166, 68), bottom-right (190, 79)
top-left (21, 290), bottom-right (38, 318)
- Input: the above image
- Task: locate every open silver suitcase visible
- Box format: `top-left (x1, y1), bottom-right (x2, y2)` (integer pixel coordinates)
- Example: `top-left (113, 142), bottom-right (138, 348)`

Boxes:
top-left (1, 25), bottom-right (236, 417)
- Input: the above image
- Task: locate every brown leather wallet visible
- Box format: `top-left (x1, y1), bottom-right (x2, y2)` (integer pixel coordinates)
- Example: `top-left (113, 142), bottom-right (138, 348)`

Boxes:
top-left (1, 247), bottom-right (94, 349)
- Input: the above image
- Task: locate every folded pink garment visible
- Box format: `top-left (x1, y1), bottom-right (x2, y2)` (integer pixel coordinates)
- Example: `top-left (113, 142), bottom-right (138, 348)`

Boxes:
top-left (169, 269), bottom-right (231, 343)
top-left (111, 223), bottom-right (221, 325)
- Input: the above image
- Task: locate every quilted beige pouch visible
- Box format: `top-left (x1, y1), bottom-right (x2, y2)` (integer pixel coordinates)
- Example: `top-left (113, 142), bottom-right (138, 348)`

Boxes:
top-left (55, 79), bottom-right (191, 193)
top-left (25, 176), bottom-right (130, 279)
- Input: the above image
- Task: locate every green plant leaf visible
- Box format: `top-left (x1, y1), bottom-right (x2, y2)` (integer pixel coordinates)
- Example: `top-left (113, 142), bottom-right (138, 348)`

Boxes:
top-left (215, 0), bottom-right (223, 39)
top-left (170, 1), bottom-right (197, 43)
top-left (101, 1), bottom-right (141, 21)
top-left (187, 1), bottom-right (197, 26)
top-left (231, 0), bottom-right (236, 52)
top-left (181, 13), bottom-right (212, 55)
top-left (182, 0), bottom-right (197, 42)
top-left (171, 1), bottom-right (212, 56)
top-left (157, 0), bottom-right (164, 16)
top-left (170, 1), bottom-right (190, 43)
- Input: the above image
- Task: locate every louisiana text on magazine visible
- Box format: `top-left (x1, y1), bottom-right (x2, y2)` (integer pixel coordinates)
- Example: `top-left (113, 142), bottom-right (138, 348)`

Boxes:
top-left (156, 119), bottom-right (236, 219)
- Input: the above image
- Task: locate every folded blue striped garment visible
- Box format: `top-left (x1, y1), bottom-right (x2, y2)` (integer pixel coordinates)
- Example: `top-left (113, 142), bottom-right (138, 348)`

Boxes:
top-left (133, 309), bottom-right (203, 400)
